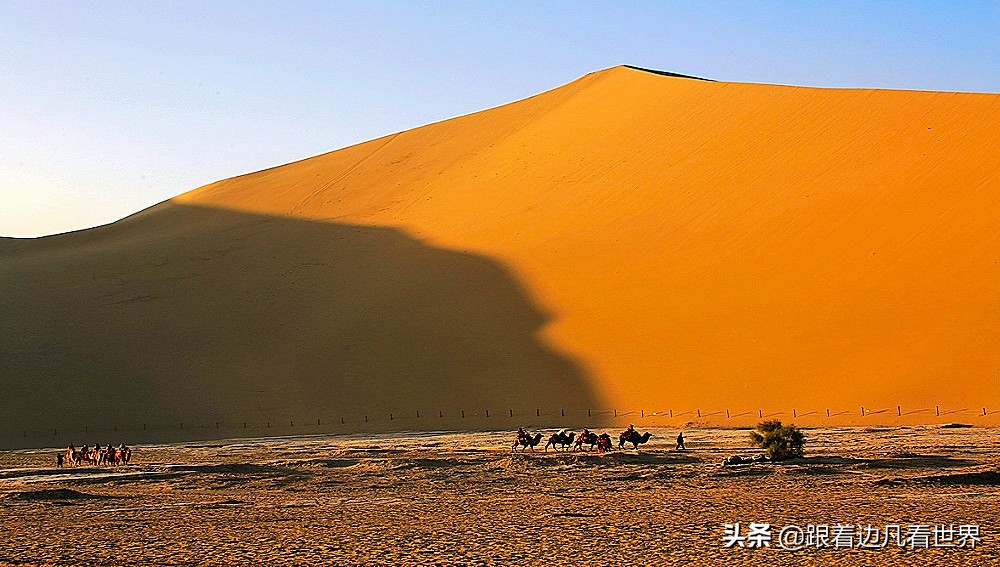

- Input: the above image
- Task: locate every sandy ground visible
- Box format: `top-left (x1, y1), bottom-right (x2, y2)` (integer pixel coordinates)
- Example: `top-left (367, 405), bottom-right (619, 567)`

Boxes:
top-left (0, 426), bottom-right (997, 566)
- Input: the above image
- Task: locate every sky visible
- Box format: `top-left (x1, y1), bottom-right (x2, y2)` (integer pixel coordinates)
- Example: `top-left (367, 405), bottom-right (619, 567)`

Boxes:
top-left (2, 1), bottom-right (998, 237)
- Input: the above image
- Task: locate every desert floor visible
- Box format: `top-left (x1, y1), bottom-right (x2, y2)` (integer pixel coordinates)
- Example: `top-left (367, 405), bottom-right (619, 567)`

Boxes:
top-left (0, 426), bottom-right (997, 566)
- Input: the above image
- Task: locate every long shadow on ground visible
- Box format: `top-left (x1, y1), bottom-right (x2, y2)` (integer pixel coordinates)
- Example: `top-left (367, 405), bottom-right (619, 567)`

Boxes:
top-left (0, 203), bottom-right (600, 448)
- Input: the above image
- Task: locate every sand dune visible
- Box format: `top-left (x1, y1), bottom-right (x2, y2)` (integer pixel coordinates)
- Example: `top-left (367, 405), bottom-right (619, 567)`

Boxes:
top-left (0, 204), bottom-right (596, 448)
top-left (2, 66), bottom-right (998, 448)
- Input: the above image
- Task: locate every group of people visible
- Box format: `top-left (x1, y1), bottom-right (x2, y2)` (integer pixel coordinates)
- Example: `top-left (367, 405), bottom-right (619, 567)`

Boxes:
top-left (58, 443), bottom-right (132, 467)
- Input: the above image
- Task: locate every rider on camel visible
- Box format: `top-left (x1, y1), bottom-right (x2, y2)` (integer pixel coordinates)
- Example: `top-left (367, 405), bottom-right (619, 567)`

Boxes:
top-left (595, 432), bottom-right (608, 452)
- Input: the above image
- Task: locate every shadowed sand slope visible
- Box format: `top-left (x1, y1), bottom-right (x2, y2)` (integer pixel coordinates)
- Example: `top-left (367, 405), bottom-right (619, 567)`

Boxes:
top-left (175, 66), bottom-right (1000, 415)
top-left (0, 204), bottom-right (597, 448)
top-left (2, 66), bottom-right (999, 445)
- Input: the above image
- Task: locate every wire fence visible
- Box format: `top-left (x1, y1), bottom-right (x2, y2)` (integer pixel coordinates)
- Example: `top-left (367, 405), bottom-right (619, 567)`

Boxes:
top-left (8, 404), bottom-right (998, 446)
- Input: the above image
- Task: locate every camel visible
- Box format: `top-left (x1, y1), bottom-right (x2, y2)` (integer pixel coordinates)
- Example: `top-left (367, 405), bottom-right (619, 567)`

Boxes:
top-left (544, 431), bottom-right (576, 452)
top-left (63, 445), bottom-right (131, 467)
top-left (597, 433), bottom-right (613, 452)
top-left (574, 431), bottom-right (600, 452)
top-left (619, 430), bottom-right (653, 450)
top-left (104, 447), bottom-right (130, 466)
top-left (79, 450), bottom-right (98, 466)
top-left (512, 433), bottom-right (544, 452)
top-left (65, 449), bottom-right (97, 467)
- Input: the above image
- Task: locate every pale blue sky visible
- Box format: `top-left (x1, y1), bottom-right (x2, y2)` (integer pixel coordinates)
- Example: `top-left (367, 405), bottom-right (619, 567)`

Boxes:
top-left (2, 1), bottom-right (998, 236)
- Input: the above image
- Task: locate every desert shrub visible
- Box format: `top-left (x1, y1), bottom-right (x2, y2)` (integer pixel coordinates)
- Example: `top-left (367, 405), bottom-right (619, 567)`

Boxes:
top-left (749, 420), bottom-right (805, 461)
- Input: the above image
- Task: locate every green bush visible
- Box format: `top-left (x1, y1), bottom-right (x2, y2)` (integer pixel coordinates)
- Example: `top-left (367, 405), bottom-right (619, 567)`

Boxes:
top-left (749, 420), bottom-right (805, 461)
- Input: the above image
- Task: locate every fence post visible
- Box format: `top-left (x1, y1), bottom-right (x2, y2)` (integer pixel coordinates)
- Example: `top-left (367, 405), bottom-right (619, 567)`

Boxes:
top-left (669, 409), bottom-right (673, 418)
top-left (536, 409), bottom-right (540, 417)
top-left (462, 410), bottom-right (465, 418)
top-left (509, 409), bottom-right (513, 418)
top-left (897, 406), bottom-right (901, 416)
top-left (614, 409), bottom-right (617, 417)
top-left (826, 409), bottom-right (830, 417)
top-left (759, 409), bottom-right (762, 418)
top-left (486, 409), bottom-right (490, 418)
top-left (588, 409), bottom-right (591, 417)
top-left (793, 409), bottom-right (797, 418)
top-left (390, 413), bottom-right (393, 421)
top-left (561, 409), bottom-right (565, 417)
top-left (641, 409), bottom-right (644, 418)
top-left (935, 406), bottom-right (940, 416)
top-left (416, 411), bottom-right (420, 418)
top-left (861, 406), bottom-right (865, 416)
top-left (697, 409), bottom-right (701, 418)
top-left (726, 409), bottom-right (730, 419)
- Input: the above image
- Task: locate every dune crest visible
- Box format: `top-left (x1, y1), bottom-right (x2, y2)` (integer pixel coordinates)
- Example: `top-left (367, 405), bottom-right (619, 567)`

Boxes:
top-left (3, 66), bottom-right (999, 447)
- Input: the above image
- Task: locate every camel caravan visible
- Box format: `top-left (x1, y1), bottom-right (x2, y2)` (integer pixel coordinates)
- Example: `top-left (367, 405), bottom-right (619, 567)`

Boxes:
top-left (512, 425), bottom-right (656, 453)
top-left (58, 443), bottom-right (132, 468)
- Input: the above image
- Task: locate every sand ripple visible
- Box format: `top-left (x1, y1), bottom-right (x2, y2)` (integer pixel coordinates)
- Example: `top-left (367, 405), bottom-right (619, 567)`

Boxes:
top-left (0, 426), bottom-right (997, 566)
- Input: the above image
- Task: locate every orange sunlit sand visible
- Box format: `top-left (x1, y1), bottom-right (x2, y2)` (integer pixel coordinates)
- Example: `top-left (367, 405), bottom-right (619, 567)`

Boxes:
top-left (1, 66), bottom-right (998, 448)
